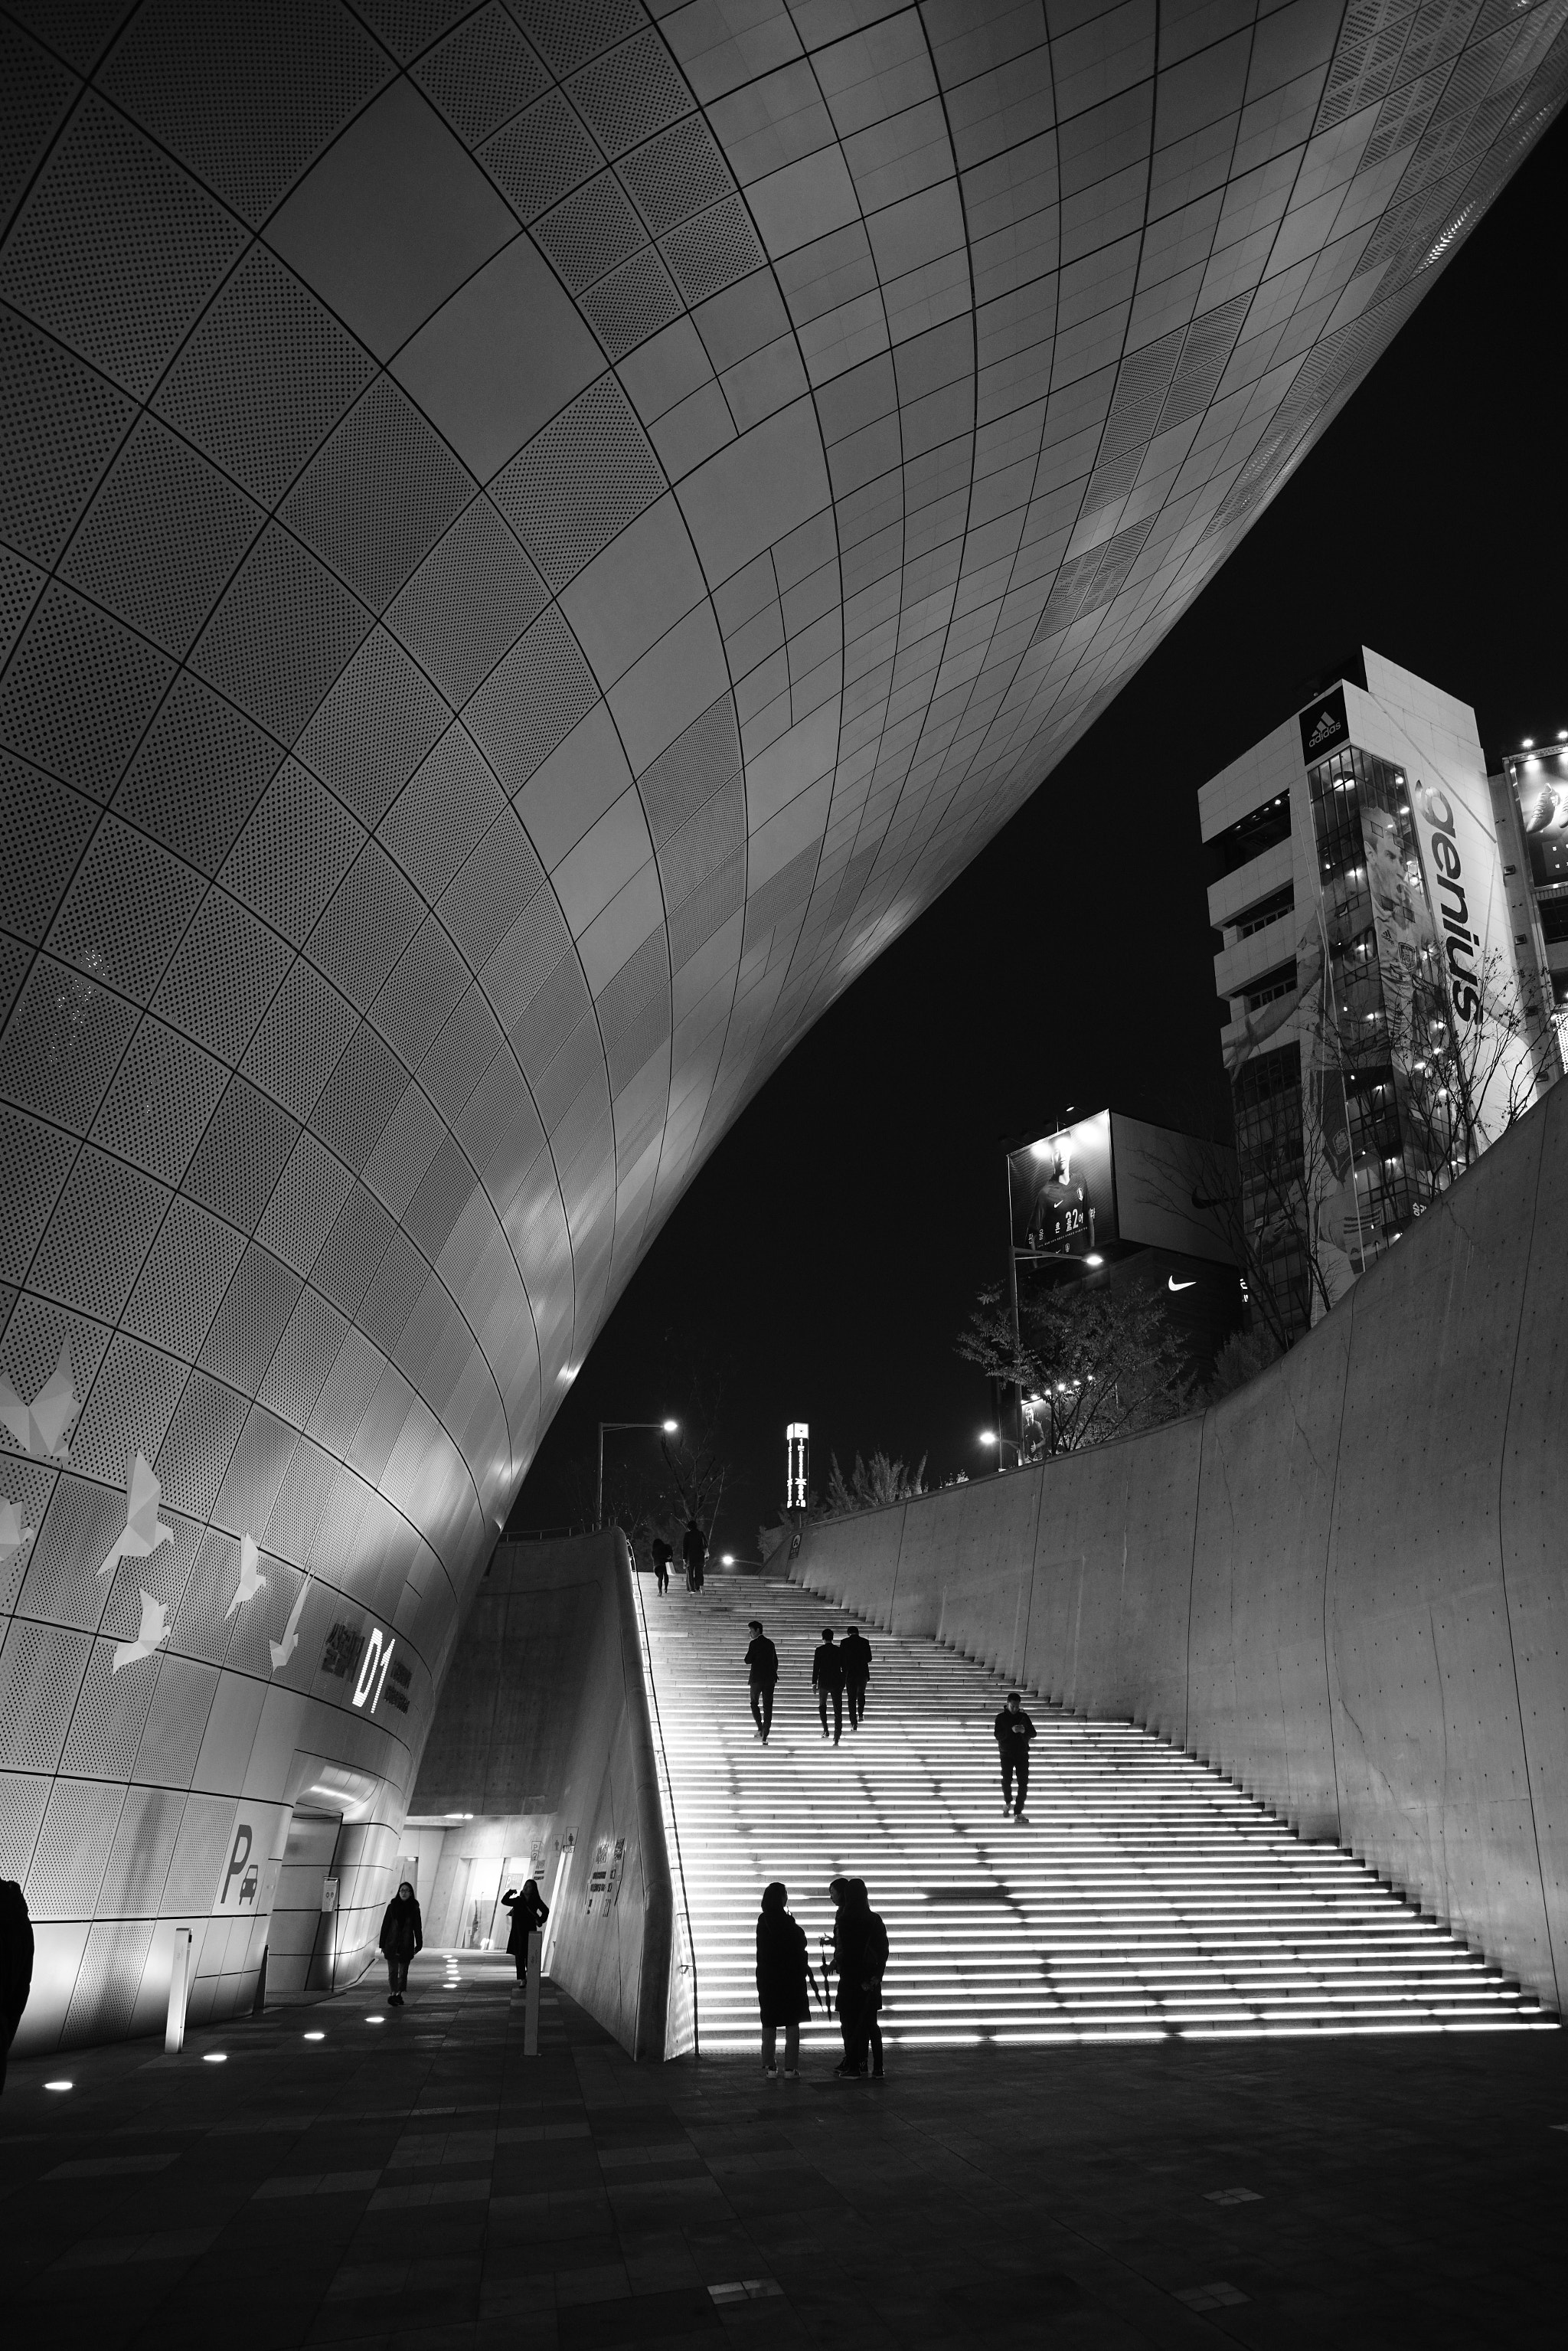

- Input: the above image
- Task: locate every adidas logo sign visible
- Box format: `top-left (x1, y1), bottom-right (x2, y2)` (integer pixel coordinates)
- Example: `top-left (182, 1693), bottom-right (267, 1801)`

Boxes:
top-left (1306, 710), bottom-right (1341, 748)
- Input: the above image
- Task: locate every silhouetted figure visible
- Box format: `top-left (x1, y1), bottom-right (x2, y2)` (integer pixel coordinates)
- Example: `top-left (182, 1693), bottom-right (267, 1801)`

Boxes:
top-left (0, 1879), bottom-right (34, 2098)
top-left (826, 1874), bottom-right (872, 2075)
top-left (651, 1536), bottom-right (672, 1595)
top-left (841, 1626), bottom-right (871, 1729)
top-left (813, 1627), bottom-right (844, 1744)
top-left (849, 1878), bottom-right (887, 2077)
top-left (682, 1517), bottom-right (707, 1592)
top-left (745, 1618), bottom-right (779, 1741)
top-left (378, 1880), bottom-right (423, 2003)
top-left (995, 1690), bottom-right (1036, 1820)
top-left (501, 1878), bottom-right (550, 1983)
top-left (756, 1881), bottom-right (815, 2077)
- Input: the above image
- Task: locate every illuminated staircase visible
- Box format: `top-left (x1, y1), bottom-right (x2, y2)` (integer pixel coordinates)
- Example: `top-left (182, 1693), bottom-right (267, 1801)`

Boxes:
top-left (636, 1574), bottom-right (1553, 2053)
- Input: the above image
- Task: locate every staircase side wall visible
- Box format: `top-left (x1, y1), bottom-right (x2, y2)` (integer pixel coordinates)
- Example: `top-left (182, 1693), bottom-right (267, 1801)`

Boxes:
top-left (410, 1531), bottom-right (672, 2058)
top-left (795, 1089), bottom-right (1567, 2009)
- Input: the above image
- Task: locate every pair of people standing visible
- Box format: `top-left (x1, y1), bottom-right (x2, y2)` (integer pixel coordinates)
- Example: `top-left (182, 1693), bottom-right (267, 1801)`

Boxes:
top-left (648, 1519), bottom-right (707, 1594)
top-left (753, 1876), bottom-right (887, 2079)
top-left (812, 1625), bottom-right (871, 1744)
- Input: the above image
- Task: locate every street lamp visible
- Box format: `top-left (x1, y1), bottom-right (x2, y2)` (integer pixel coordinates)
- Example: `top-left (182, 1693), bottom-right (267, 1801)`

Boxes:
top-left (596, 1418), bottom-right (678, 1530)
top-left (978, 1430), bottom-right (1024, 1467)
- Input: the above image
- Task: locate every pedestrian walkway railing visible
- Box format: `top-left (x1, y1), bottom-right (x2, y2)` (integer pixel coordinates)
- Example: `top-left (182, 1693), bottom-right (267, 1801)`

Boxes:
top-left (631, 1563), bottom-right (698, 2057)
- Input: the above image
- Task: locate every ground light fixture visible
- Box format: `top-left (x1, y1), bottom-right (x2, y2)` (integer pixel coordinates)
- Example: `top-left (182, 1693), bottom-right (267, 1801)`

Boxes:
top-left (1085, 1252), bottom-right (1104, 1266)
top-left (44, 2079), bottom-right (71, 2091)
top-left (304, 2031), bottom-right (325, 2041)
top-left (203, 2052), bottom-right (227, 2063)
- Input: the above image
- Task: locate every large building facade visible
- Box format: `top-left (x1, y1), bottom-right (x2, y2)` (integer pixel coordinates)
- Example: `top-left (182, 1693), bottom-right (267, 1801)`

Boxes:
top-left (4, 0), bottom-right (1567, 2051)
top-left (1201, 648), bottom-right (1560, 1340)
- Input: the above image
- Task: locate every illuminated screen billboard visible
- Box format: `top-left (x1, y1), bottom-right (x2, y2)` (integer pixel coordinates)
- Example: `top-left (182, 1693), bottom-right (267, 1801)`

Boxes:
top-left (1516, 753), bottom-right (1568, 887)
top-left (1009, 1110), bottom-right (1115, 1259)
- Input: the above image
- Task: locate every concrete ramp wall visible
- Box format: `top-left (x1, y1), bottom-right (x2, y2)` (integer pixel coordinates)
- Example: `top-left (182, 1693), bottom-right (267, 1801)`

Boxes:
top-left (794, 1088), bottom-right (1568, 2012)
top-left (410, 1532), bottom-right (673, 2058)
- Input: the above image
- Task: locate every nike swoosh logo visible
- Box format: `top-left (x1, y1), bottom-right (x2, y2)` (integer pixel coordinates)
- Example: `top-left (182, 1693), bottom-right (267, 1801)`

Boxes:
top-left (1168, 1277), bottom-right (1196, 1291)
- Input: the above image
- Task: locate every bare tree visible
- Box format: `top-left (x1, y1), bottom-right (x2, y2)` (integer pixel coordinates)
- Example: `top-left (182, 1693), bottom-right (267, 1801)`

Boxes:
top-left (1382, 942), bottom-right (1557, 1184)
top-left (958, 1277), bottom-right (1191, 1453)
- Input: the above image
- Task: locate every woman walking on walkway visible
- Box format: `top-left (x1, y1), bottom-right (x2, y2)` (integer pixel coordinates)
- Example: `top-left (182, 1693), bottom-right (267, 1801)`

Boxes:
top-left (378, 1880), bottom-right (423, 2005)
top-left (756, 1882), bottom-right (815, 2078)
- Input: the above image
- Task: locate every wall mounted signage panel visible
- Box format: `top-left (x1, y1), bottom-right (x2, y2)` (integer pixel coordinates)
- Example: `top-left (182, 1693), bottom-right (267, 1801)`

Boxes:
top-left (1299, 685), bottom-right (1349, 764)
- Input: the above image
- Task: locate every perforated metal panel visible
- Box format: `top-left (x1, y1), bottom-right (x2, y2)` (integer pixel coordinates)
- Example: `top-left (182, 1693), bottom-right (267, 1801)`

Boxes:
top-left (4, 0), bottom-right (1565, 2056)
top-left (24, 1774), bottom-right (126, 1918)
top-left (155, 244), bottom-right (377, 506)
top-left (479, 88), bottom-right (603, 221)
top-left (491, 373), bottom-right (664, 588)
top-left (413, 3), bottom-right (550, 148)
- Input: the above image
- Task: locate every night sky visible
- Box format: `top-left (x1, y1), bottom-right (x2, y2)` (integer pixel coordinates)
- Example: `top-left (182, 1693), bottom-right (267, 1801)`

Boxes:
top-left (511, 111), bottom-right (1568, 1558)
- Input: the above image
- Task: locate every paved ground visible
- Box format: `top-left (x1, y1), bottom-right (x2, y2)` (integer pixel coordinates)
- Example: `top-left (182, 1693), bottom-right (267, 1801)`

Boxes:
top-left (4, 1950), bottom-right (1565, 2347)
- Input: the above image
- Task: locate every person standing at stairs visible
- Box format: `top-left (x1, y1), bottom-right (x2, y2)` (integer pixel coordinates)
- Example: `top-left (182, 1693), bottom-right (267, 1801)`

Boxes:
top-left (813, 1626), bottom-right (844, 1744)
top-left (825, 1875), bottom-right (861, 2072)
top-left (745, 1618), bottom-right (779, 1741)
top-left (756, 1881), bottom-right (815, 2077)
top-left (682, 1516), bottom-right (707, 1592)
top-left (849, 1877), bottom-right (887, 2077)
top-left (995, 1691), bottom-right (1036, 1820)
top-left (651, 1535), bottom-right (672, 1595)
top-left (841, 1626), bottom-right (871, 1730)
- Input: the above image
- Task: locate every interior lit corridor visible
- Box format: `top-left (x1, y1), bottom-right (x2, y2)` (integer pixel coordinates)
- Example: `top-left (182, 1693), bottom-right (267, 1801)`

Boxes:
top-left (638, 1575), bottom-right (1552, 2055)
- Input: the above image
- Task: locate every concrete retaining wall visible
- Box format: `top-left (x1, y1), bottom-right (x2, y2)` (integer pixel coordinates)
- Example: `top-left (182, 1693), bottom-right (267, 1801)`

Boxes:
top-left (795, 1087), bottom-right (1568, 2012)
top-left (410, 1531), bottom-right (672, 2058)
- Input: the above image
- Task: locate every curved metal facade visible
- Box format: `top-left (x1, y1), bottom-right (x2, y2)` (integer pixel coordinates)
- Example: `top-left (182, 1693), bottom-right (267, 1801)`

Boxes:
top-left (2, 0), bottom-right (1564, 2050)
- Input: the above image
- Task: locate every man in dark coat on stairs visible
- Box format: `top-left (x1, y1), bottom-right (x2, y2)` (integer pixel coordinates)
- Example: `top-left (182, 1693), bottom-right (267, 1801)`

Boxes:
top-left (812, 1627), bottom-right (844, 1744)
top-left (745, 1618), bottom-right (779, 1741)
top-left (841, 1626), bottom-right (871, 1729)
top-left (681, 1517), bottom-right (707, 1592)
top-left (995, 1691), bottom-right (1036, 1820)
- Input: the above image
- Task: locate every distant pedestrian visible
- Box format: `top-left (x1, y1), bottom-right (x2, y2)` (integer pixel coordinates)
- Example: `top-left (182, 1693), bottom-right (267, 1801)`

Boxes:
top-left (756, 1882), bottom-right (815, 2078)
top-left (0, 1878), bottom-right (34, 2098)
top-left (682, 1516), bottom-right (707, 1592)
top-left (651, 1535), bottom-right (672, 1595)
top-left (812, 1627), bottom-right (844, 1744)
top-left (378, 1879), bottom-right (423, 2004)
top-left (849, 1878), bottom-right (887, 2078)
top-left (501, 1877), bottom-right (549, 1984)
top-left (995, 1690), bottom-right (1036, 1820)
top-left (745, 1618), bottom-right (779, 1741)
top-left (841, 1626), bottom-right (871, 1729)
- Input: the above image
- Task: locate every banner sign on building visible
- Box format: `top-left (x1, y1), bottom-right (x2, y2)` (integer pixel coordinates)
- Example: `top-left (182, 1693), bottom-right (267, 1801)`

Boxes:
top-left (1298, 685), bottom-right (1349, 764)
top-left (1516, 756), bottom-right (1568, 887)
top-left (1009, 1110), bottom-right (1115, 1258)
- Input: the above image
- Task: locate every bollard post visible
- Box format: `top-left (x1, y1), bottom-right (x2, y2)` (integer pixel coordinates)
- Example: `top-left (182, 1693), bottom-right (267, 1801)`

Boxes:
top-left (524, 1929), bottom-right (542, 2055)
top-left (165, 1926), bottom-right (193, 2054)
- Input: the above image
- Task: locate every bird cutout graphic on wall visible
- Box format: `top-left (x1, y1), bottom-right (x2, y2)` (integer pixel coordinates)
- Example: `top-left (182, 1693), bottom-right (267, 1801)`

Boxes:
top-left (0, 1496), bottom-right (36, 1567)
top-left (0, 1336), bottom-right (77, 1459)
top-left (98, 1451), bottom-right (174, 1578)
top-left (112, 1589), bottom-right (172, 1673)
top-left (270, 1575), bottom-right (309, 1672)
top-left (225, 1532), bottom-right (266, 1618)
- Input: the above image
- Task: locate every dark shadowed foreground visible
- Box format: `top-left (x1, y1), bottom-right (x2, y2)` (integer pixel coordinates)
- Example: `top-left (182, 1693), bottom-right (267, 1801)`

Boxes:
top-left (4, 1950), bottom-right (1564, 2349)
